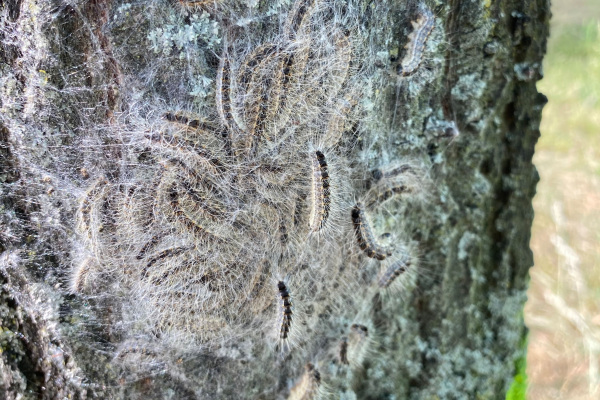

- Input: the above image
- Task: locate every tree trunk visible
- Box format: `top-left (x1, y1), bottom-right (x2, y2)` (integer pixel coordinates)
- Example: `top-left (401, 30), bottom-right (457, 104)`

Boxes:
top-left (0, 0), bottom-right (549, 399)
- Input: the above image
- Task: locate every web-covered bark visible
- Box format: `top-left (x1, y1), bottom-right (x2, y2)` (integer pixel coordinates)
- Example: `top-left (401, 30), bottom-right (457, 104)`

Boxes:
top-left (0, 0), bottom-right (549, 399)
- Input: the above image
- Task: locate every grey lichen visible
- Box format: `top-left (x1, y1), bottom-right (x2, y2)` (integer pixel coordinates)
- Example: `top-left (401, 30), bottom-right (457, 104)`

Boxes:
top-left (147, 11), bottom-right (221, 56)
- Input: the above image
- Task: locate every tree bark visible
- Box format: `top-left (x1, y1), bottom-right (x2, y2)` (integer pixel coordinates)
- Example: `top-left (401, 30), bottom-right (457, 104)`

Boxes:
top-left (0, 0), bottom-right (549, 399)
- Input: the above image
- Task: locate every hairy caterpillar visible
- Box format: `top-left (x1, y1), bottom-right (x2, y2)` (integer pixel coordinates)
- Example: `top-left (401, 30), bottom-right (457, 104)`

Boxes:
top-left (398, 5), bottom-right (434, 76)
top-left (146, 132), bottom-right (225, 177)
top-left (277, 280), bottom-right (294, 344)
top-left (77, 177), bottom-right (109, 239)
top-left (324, 92), bottom-right (358, 147)
top-left (288, 363), bottom-right (322, 400)
top-left (367, 163), bottom-right (422, 209)
top-left (140, 246), bottom-right (189, 280)
top-left (70, 257), bottom-right (95, 293)
top-left (351, 203), bottom-right (392, 260)
top-left (155, 170), bottom-right (223, 243)
top-left (346, 323), bottom-right (372, 367)
top-left (308, 150), bottom-right (331, 232)
top-left (378, 257), bottom-right (411, 288)
top-left (215, 52), bottom-right (239, 134)
top-left (284, 0), bottom-right (317, 39)
top-left (339, 336), bottom-right (349, 365)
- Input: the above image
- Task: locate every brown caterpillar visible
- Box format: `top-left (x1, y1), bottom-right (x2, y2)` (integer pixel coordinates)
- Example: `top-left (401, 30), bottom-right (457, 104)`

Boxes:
top-left (265, 52), bottom-right (291, 125)
top-left (163, 112), bottom-right (205, 130)
top-left (244, 80), bottom-right (272, 143)
top-left (145, 132), bottom-right (225, 176)
top-left (141, 246), bottom-right (189, 279)
top-left (339, 337), bottom-right (349, 365)
top-left (162, 158), bottom-right (223, 199)
top-left (277, 280), bottom-right (293, 341)
top-left (143, 249), bottom-right (206, 287)
top-left (325, 92), bottom-right (358, 147)
top-left (367, 164), bottom-right (419, 208)
top-left (378, 257), bottom-right (411, 288)
top-left (175, 0), bottom-right (217, 8)
top-left (156, 171), bottom-right (223, 243)
top-left (366, 182), bottom-right (413, 209)
top-left (371, 164), bottom-right (415, 182)
top-left (284, 0), bottom-right (317, 39)
top-left (155, 159), bottom-right (229, 232)
top-left (351, 203), bottom-right (392, 260)
top-left (70, 257), bottom-right (95, 293)
top-left (77, 177), bottom-right (109, 238)
top-left (162, 110), bottom-right (232, 155)
top-left (215, 54), bottom-right (238, 133)
top-left (309, 150), bottom-right (331, 232)
top-left (237, 44), bottom-right (279, 92)
top-left (115, 344), bottom-right (157, 360)
top-left (264, 50), bottom-right (299, 130)
top-left (398, 5), bottom-right (434, 76)
top-left (288, 363), bottom-right (321, 400)
top-left (346, 323), bottom-right (371, 367)
top-left (136, 233), bottom-right (164, 260)
top-left (236, 46), bottom-right (281, 149)
top-left (171, 189), bottom-right (222, 241)
top-left (267, 41), bottom-right (311, 134)
top-left (178, 179), bottom-right (227, 222)
top-left (328, 30), bottom-right (353, 100)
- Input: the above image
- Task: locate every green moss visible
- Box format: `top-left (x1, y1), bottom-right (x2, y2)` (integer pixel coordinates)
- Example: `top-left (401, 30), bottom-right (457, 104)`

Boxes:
top-left (506, 336), bottom-right (528, 400)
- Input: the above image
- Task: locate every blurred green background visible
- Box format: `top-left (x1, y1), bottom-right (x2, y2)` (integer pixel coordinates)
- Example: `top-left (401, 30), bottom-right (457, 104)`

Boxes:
top-left (525, 0), bottom-right (600, 399)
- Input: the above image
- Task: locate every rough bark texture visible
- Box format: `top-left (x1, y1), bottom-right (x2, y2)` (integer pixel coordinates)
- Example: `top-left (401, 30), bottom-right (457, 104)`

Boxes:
top-left (0, 0), bottom-right (549, 399)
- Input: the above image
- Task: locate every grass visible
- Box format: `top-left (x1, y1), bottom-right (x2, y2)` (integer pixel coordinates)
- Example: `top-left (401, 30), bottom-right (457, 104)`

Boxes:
top-left (536, 22), bottom-right (600, 154)
top-left (525, 5), bottom-right (600, 399)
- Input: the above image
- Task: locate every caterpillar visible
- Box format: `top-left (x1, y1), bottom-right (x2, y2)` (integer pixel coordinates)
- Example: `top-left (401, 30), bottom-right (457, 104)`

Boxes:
top-left (163, 112), bottom-right (204, 130)
top-left (155, 173), bottom-right (223, 243)
top-left (144, 250), bottom-right (206, 287)
top-left (174, 0), bottom-right (216, 9)
top-left (244, 78), bottom-right (272, 143)
top-left (162, 158), bottom-right (223, 199)
top-left (308, 150), bottom-right (331, 232)
top-left (378, 257), bottom-right (411, 288)
top-left (136, 234), bottom-right (164, 260)
top-left (178, 179), bottom-right (227, 222)
top-left (351, 203), bottom-right (392, 260)
top-left (339, 336), bottom-right (349, 365)
top-left (216, 54), bottom-right (238, 133)
top-left (237, 46), bottom-right (282, 148)
top-left (371, 164), bottom-right (415, 183)
top-left (263, 52), bottom-right (292, 127)
top-left (284, 0), bottom-right (318, 39)
top-left (77, 177), bottom-right (109, 238)
top-left (156, 159), bottom-right (227, 226)
top-left (70, 257), bottom-right (94, 293)
top-left (238, 44), bottom-right (279, 90)
top-left (328, 30), bottom-right (353, 101)
top-left (398, 5), bottom-right (434, 76)
top-left (115, 344), bottom-right (157, 361)
top-left (366, 183), bottom-right (413, 209)
top-left (288, 363), bottom-right (321, 400)
top-left (145, 132), bottom-right (225, 176)
top-left (141, 246), bottom-right (189, 279)
top-left (367, 164), bottom-right (419, 208)
top-left (325, 92), bottom-right (358, 147)
top-left (277, 280), bottom-right (294, 342)
top-left (346, 323), bottom-right (371, 367)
